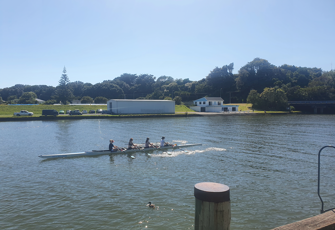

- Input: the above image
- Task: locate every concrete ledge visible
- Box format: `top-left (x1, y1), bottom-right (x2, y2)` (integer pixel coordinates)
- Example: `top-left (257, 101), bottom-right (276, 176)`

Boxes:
top-left (0, 112), bottom-right (259, 122)
top-left (272, 210), bottom-right (335, 230)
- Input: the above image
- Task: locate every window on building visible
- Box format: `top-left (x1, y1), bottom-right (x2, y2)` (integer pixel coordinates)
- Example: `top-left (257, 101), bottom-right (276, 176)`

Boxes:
top-left (195, 102), bottom-right (197, 106)
top-left (209, 101), bottom-right (212, 105)
top-left (218, 102), bottom-right (221, 105)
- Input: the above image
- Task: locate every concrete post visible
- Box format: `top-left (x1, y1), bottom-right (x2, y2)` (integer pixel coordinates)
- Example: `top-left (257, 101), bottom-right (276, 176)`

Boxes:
top-left (194, 182), bottom-right (231, 230)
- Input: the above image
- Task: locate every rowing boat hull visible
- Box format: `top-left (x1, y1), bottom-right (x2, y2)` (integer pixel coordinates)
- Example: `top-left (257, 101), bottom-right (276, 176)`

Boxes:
top-left (38, 144), bottom-right (202, 159)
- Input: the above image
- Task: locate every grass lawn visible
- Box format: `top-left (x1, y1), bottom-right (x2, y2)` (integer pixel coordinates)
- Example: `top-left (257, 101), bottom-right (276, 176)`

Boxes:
top-left (225, 103), bottom-right (252, 111)
top-left (222, 103), bottom-right (293, 113)
top-left (175, 105), bottom-right (195, 112)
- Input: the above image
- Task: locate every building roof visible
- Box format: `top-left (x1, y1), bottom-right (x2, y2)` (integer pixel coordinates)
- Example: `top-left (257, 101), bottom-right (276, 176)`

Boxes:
top-left (204, 97), bottom-right (223, 101)
top-left (194, 97), bottom-right (223, 102)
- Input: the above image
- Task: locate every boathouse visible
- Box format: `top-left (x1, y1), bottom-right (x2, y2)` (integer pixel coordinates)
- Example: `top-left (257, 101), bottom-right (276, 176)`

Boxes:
top-left (107, 99), bottom-right (175, 115)
top-left (189, 97), bottom-right (239, 112)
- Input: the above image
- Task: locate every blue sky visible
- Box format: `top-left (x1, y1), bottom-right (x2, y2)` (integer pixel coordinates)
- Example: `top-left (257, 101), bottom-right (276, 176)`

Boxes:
top-left (1, 0), bottom-right (334, 89)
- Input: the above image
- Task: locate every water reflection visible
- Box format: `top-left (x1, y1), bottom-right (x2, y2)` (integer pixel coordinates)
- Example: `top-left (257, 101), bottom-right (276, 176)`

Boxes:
top-left (54, 120), bottom-right (74, 152)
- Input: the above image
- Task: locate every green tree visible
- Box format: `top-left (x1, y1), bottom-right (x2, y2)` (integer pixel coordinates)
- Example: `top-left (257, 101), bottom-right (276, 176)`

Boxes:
top-left (59, 67), bottom-right (70, 86)
top-left (145, 89), bottom-right (163, 99)
top-left (7, 95), bottom-right (18, 104)
top-left (236, 58), bottom-right (277, 100)
top-left (44, 99), bottom-right (57, 105)
top-left (18, 92), bottom-right (37, 104)
top-left (81, 96), bottom-right (94, 104)
top-left (55, 67), bottom-right (74, 104)
top-left (68, 81), bottom-right (86, 98)
top-left (173, 96), bottom-right (182, 105)
top-left (205, 63), bottom-right (236, 97)
top-left (247, 90), bottom-right (260, 108)
top-left (94, 96), bottom-right (108, 104)
top-left (113, 73), bottom-right (137, 87)
top-left (259, 88), bottom-right (288, 110)
top-left (285, 85), bottom-right (308, 101)
top-left (247, 88), bottom-right (288, 110)
top-left (86, 81), bottom-right (124, 99)
top-left (131, 74), bottom-right (156, 98)
top-left (153, 76), bottom-right (174, 93)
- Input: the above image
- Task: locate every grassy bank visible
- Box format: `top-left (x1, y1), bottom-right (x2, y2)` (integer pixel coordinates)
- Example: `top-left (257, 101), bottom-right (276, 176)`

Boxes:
top-left (0, 104), bottom-right (194, 116)
top-left (0, 103), bottom-right (294, 117)
top-left (175, 105), bottom-right (195, 112)
top-left (228, 103), bottom-right (298, 113)
top-left (225, 103), bottom-right (252, 111)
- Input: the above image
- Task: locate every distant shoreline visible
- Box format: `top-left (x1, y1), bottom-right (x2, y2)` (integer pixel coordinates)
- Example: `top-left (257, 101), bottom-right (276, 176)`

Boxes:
top-left (0, 112), bottom-right (262, 122)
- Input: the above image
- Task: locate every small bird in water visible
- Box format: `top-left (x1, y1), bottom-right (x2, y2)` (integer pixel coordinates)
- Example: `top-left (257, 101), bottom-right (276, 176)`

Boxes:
top-left (146, 202), bottom-right (155, 208)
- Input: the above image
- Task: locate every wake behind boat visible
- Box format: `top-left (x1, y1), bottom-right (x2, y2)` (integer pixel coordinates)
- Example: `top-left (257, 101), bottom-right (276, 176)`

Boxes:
top-left (38, 143), bottom-right (202, 159)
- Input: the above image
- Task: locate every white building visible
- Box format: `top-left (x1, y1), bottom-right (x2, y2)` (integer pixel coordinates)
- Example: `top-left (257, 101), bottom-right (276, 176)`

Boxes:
top-left (190, 97), bottom-right (239, 112)
top-left (107, 99), bottom-right (175, 114)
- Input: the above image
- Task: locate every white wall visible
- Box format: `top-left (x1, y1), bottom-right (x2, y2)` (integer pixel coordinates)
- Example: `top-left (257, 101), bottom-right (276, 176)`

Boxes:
top-left (189, 106), bottom-right (222, 112)
top-left (205, 106), bottom-right (222, 112)
top-left (107, 100), bottom-right (175, 114)
top-left (190, 105), bottom-right (239, 112)
top-left (190, 106), bottom-right (200, 112)
top-left (222, 106), bottom-right (239, 112)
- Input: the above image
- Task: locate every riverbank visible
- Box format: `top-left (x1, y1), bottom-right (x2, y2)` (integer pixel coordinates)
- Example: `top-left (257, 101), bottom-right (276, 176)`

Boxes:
top-left (0, 103), bottom-right (300, 122)
top-left (0, 104), bottom-right (194, 115)
top-left (0, 111), bottom-right (261, 122)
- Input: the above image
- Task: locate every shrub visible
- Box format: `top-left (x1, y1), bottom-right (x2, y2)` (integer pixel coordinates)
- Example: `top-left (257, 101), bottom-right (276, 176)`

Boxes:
top-left (81, 96), bottom-right (94, 104)
top-left (45, 99), bottom-right (57, 105)
top-left (94, 96), bottom-right (108, 104)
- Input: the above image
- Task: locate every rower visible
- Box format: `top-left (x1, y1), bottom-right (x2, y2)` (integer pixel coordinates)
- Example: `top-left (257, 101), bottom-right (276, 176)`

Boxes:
top-left (109, 139), bottom-right (118, 152)
top-left (145, 138), bottom-right (154, 148)
top-left (161, 136), bottom-right (173, 147)
top-left (128, 138), bottom-right (137, 149)
top-left (160, 137), bottom-right (169, 147)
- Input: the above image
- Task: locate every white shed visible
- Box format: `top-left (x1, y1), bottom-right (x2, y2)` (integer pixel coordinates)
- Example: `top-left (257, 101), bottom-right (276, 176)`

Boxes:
top-left (107, 99), bottom-right (175, 114)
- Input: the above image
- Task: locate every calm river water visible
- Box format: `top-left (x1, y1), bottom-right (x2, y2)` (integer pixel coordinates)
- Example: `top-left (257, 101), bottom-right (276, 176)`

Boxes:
top-left (1, 115), bottom-right (335, 230)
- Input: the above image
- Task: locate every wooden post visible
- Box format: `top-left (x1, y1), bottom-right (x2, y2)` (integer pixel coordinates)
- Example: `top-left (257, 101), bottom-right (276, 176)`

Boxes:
top-left (194, 182), bottom-right (231, 230)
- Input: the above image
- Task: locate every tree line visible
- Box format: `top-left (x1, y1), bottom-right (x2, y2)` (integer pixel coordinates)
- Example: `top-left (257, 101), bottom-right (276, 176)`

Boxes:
top-left (1, 58), bottom-right (334, 110)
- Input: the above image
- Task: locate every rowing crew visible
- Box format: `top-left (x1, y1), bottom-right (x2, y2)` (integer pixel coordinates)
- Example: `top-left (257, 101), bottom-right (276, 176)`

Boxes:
top-left (109, 137), bottom-right (172, 152)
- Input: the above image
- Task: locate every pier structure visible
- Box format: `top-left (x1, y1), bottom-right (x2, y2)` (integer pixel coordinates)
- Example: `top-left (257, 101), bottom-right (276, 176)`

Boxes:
top-left (194, 182), bottom-right (231, 230)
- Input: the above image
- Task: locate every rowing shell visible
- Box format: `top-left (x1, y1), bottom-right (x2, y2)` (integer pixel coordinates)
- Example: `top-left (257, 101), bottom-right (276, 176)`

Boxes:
top-left (38, 144), bottom-right (202, 159)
